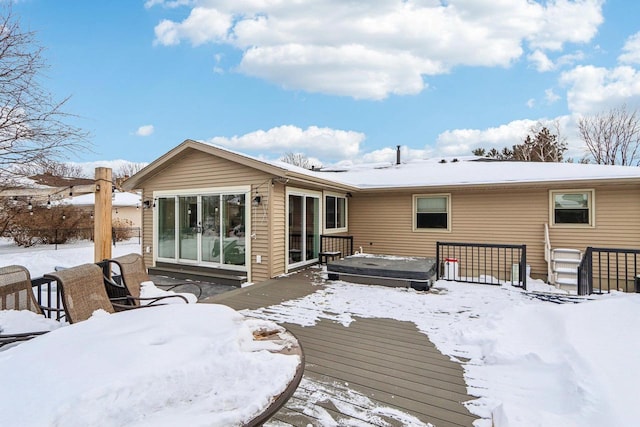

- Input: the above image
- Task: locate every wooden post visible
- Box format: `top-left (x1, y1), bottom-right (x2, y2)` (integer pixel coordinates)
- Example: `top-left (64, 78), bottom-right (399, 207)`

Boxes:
top-left (94, 167), bottom-right (113, 262)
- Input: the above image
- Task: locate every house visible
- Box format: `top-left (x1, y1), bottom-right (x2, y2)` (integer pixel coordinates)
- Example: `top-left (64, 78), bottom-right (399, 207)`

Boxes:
top-left (122, 139), bottom-right (640, 287)
top-left (65, 190), bottom-right (142, 228)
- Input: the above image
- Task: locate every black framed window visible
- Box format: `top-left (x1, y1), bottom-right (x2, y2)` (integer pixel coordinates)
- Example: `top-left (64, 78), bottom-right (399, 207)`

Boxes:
top-left (325, 195), bottom-right (346, 230)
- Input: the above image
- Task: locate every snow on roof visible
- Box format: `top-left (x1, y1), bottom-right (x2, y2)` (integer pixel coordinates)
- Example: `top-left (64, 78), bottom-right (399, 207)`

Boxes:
top-left (306, 159), bottom-right (640, 189)
top-left (200, 141), bottom-right (640, 189)
top-left (65, 191), bottom-right (141, 207)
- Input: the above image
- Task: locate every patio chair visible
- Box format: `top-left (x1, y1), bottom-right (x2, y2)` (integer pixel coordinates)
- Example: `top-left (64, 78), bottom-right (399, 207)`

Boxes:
top-left (44, 263), bottom-right (124, 324)
top-left (0, 265), bottom-right (58, 347)
top-left (104, 253), bottom-right (199, 307)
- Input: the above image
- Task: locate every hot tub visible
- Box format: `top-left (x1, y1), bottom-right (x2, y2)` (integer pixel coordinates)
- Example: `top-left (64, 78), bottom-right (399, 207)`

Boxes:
top-left (326, 255), bottom-right (436, 290)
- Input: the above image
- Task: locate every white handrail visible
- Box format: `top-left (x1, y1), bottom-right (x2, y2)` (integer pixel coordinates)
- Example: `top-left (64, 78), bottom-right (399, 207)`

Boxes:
top-left (544, 223), bottom-right (553, 284)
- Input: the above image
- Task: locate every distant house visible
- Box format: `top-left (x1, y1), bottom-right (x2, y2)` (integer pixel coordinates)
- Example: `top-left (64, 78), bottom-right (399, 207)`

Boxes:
top-left (122, 139), bottom-right (640, 286)
top-left (65, 191), bottom-right (142, 228)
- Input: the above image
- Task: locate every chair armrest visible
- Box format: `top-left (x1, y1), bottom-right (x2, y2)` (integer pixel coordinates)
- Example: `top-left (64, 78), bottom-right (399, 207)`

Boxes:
top-left (103, 277), bottom-right (129, 300)
top-left (110, 294), bottom-right (190, 305)
top-left (134, 294), bottom-right (190, 305)
top-left (164, 283), bottom-right (203, 300)
top-left (0, 331), bottom-right (48, 348)
top-left (108, 299), bottom-right (142, 311)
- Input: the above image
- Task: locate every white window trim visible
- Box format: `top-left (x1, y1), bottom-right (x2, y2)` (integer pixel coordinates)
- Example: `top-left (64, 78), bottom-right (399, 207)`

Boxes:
top-left (323, 191), bottom-right (349, 234)
top-left (412, 193), bottom-right (452, 233)
top-left (549, 189), bottom-right (595, 228)
top-left (285, 188), bottom-right (323, 272)
top-left (152, 186), bottom-right (252, 276)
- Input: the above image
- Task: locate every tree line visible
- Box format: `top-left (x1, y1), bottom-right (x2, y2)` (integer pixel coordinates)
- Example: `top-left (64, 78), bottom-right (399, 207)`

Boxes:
top-left (473, 105), bottom-right (640, 165)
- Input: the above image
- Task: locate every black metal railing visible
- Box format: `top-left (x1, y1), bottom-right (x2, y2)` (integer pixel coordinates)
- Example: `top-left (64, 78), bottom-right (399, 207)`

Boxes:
top-left (30, 276), bottom-right (65, 321)
top-left (2, 227), bottom-right (141, 249)
top-left (319, 235), bottom-right (354, 261)
top-left (577, 247), bottom-right (640, 295)
top-left (436, 241), bottom-right (527, 289)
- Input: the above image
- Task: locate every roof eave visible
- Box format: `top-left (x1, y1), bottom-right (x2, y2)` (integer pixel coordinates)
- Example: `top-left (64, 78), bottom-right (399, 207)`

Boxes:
top-left (121, 139), bottom-right (359, 192)
top-left (354, 176), bottom-right (640, 193)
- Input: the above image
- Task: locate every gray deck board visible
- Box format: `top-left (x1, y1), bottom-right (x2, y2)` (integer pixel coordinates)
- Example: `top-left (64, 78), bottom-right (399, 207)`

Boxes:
top-left (209, 269), bottom-right (478, 426)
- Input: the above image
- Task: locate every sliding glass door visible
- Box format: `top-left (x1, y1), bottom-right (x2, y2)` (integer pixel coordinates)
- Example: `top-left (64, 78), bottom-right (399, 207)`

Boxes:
top-left (156, 192), bottom-right (247, 269)
top-left (288, 191), bottom-right (320, 268)
top-left (178, 196), bottom-right (198, 262)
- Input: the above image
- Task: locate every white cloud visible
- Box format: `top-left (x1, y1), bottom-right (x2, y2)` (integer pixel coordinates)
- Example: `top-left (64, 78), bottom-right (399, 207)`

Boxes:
top-left (435, 119), bottom-right (541, 156)
top-left (359, 146), bottom-right (433, 164)
top-left (528, 50), bottom-right (555, 72)
top-left (154, 8), bottom-right (231, 46)
top-left (526, 98), bottom-right (536, 108)
top-left (432, 115), bottom-right (589, 160)
top-left (526, 0), bottom-right (603, 51)
top-left (545, 88), bottom-right (561, 104)
top-left (528, 49), bottom-right (586, 73)
top-left (555, 51), bottom-right (585, 68)
top-left (135, 125), bottom-right (155, 137)
top-left (619, 32), bottom-right (640, 65)
top-left (150, 0), bottom-right (604, 99)
top-left (560, 65), bottom-right (640, 114)
top-left (207, 125), bottom-right (365, 160)
top-left (144, 0), bottom-right (192, 9)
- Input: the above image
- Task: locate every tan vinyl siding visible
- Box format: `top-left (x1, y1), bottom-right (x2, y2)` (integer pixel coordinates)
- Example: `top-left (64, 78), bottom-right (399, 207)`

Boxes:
top-left (135, 149), bottom-right (274, 282)
top-left (249, 188), bottom-right (270, 283)
top-left (271, 183), bottom-right (286, 277)
top-left (142, 189), bottom-right (154, 268)
top-left (349, 182), bottom-right (640, 280)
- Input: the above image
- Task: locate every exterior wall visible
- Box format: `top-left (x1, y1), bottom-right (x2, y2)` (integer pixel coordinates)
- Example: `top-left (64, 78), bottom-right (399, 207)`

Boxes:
top-left (270, 182), bottom-right (287, 277)
top-left (112, 206), bottom-right (141, 228)
top-left (136, 149), bottom-right (274, 283)
top-left (348, 182), bottom-right (640, 280)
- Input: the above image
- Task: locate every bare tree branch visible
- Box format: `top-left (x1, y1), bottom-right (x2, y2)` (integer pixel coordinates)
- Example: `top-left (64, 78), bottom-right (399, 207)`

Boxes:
top-left (0, 7), bottom-right (90, 185)
top-left (578, 105), bottom-right (640, 166)
top-left (280, 152), bottom-right (320, 170)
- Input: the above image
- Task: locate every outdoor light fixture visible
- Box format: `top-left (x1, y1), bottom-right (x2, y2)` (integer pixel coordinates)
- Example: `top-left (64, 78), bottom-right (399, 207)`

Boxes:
top-left (47, 196), bottom-right (51, 209)
top-left (115, 208), bottom-right (119, 214)
top-left (90, 212), bottom-right (94, 220)
top-left (69, 186), bottom-right (73, 197)
top-left (252, 195), bottom-right (262, 206)
top-left (62, 214), bottom-right (66, 220)
top-left (27, 199), bottom-right (32, 211)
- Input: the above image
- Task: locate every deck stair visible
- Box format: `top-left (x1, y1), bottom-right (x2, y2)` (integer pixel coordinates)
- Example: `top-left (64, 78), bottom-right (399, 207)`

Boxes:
top-left (550, 248), bottom-right (582, 288)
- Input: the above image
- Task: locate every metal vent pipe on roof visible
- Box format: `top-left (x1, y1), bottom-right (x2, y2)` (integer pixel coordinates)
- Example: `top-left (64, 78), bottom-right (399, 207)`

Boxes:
top-left (396, 145), bottom-right (401, 165)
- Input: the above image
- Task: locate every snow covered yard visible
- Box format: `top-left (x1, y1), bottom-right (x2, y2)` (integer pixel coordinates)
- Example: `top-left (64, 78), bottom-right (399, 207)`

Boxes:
top-left (2, 239), bottom-right (640, 426)
top-left (0, 304), bottom-right (302, 426)
top-left (246, 272), bottom-right (640, 427)
top-left (0, 238), bottom-right (303, 426)
top-left (0, 237), bottom-right (142, 278)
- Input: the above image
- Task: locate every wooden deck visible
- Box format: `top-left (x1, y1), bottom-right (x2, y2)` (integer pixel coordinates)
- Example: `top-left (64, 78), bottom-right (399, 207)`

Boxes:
top-left (207, 269), bottom-right (479, 426)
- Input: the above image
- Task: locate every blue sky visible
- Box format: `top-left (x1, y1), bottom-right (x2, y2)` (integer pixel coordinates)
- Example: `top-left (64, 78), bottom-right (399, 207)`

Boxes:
top-left (13, 0), bottom-right (640, 168)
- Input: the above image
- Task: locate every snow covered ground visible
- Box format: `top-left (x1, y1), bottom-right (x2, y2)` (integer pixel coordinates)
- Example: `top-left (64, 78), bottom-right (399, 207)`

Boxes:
top-left (0, 237), bottom-right (142, 277)
top-left (0, 305), bottom-right (301, 427)
top-left (247, 273), bottom-right (640, 427)
top-left (0, 239), bottom-right (302, 426)
top-left (2, 239), bottom-right (639, 426)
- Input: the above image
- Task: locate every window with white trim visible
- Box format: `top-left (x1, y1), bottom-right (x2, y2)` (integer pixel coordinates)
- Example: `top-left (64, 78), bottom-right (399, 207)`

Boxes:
top-left (551, 190), bottom-right (594, 226)
top-left (325, 195), bottom-right (347, 231)
top-left (414, 194), bottom-right (450, 231)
